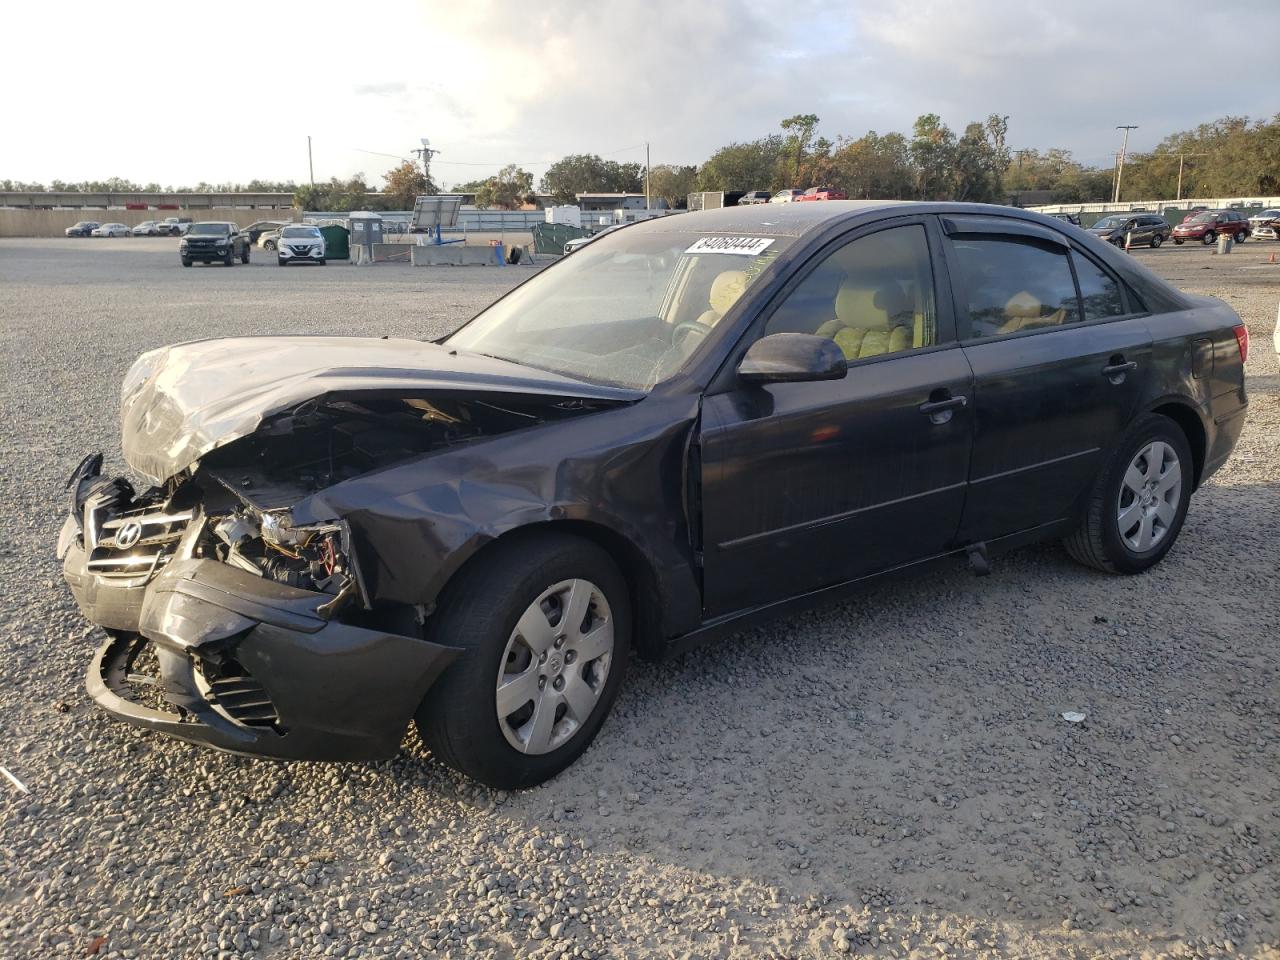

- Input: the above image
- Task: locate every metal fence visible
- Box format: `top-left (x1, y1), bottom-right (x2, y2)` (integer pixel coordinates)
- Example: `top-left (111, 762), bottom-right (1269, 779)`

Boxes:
top-left (1028, 195), bottom-right (1280, 229)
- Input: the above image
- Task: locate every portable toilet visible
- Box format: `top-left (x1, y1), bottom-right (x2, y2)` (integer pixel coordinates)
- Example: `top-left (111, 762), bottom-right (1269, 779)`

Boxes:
top-left (348, 211), bottom-right (383, 257)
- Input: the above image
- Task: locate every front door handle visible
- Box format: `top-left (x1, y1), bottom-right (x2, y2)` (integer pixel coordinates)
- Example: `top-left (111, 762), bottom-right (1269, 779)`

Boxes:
top-left (919, 393), bottom-right (967, 424)
top-left (1102, 358), bottom-right (1138, 382)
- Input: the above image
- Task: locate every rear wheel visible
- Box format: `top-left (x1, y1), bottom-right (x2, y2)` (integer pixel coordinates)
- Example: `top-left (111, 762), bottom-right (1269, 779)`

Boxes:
top-left (416, 534), bottom-right (631, 789)
top-left (1203, 230), bottom-right (1216, 245)
top-left (1064, 413), bottom-right (1193, 574)
top-left (1234, 230), bottom-right (1247, 243)
top-left (1174, 238), bottom-right (1184, 245)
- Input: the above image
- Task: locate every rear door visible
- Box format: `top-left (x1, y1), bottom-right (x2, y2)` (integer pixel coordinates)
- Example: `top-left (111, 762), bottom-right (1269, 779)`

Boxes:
top-left (941, 216), bottom-right (1153, 542)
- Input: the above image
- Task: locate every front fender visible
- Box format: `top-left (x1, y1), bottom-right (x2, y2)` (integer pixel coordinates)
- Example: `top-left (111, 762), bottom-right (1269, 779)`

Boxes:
top-left (291, 394), bottom-right (705, 637)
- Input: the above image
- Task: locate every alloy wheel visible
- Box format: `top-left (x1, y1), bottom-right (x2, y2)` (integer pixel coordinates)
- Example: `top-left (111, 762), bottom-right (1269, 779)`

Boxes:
top-left (495, 579), bottom-right (614, 755)
top-left (1116, 440), bottom-right (1182, 552)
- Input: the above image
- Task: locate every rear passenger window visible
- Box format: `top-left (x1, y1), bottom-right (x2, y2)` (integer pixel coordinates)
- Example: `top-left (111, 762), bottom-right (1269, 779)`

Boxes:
top-left (948, 237), bottom-right (1079, 338)
top-left (1072, 253), bottom-right (1126, 320)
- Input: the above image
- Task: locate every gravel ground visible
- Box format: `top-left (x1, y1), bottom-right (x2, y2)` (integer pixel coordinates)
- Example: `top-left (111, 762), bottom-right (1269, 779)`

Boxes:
top-left (0, 238), bottom-right (1276, 960)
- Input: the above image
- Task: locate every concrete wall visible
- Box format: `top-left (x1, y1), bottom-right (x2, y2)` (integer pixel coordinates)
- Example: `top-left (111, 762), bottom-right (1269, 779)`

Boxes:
top-left (0, 208), bottom-right (299, 238)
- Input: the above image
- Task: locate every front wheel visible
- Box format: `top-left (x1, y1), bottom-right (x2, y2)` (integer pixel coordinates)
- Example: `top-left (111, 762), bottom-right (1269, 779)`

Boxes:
top-left (318, 258), bottom-right (326, 266)
top-left (240, 245), bottom-right (250, 264)
top-left (181, 257), bottom-right (191, 267)
top-left (1202, 231), bottom-right (1216, 245)
top-left (1150, 233), bottom-right (1164, 248)
top-left (277, 256), bottom-right (286, 266)
top-left (416, 534), bottom-right (631, 789)
top-left (1064, 413), bottom-right (1193, 574)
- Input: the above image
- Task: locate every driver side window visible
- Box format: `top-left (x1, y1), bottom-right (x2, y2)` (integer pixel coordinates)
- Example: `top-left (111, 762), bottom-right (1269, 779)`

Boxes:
top-left (763, 224), bottom-right (937, 360)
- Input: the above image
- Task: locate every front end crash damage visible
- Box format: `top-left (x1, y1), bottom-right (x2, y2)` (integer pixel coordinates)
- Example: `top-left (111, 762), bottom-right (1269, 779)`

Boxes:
top-left (58, 341), bottom-right (636, 760)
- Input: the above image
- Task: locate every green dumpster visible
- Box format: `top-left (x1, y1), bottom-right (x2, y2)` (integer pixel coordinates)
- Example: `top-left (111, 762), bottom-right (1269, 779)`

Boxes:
top-left (320, 224), bottom-right (350, 260)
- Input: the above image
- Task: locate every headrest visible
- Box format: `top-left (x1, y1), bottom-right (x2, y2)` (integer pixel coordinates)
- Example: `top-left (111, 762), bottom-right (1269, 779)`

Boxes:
top-left (708, 270), bottom-right (748, 316)
top-left (834, 282), bottom-right (888, 327)
top-left (873, 283), bottom-right (912, 319)
top-left (1004, 291), bottom-right (1042, 319)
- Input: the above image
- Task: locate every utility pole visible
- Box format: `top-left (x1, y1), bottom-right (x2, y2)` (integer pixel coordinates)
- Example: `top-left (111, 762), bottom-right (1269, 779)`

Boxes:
top-left (645, 142), bottom-right (651, 209)
top-left (307, 136), bottom-right (314, 187)
top-left (1175, 152), bottom-right (1208, 201)
top-left (411, 138), bottom-right (440, 189)
top-left (1113, 125), bottom-right (1137, 203)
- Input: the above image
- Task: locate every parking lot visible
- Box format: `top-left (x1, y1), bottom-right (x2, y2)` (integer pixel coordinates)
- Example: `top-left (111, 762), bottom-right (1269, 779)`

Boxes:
top-left (0, 236), bottom-right (1276, 959)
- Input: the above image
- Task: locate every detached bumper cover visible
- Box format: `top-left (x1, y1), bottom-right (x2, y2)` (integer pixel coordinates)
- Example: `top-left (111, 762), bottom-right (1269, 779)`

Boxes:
top-left (67, 550), bottom-right (461, 761)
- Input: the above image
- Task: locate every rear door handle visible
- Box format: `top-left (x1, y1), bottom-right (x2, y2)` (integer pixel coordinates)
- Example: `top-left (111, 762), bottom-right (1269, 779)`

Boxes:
top-left (919, 394), bottom-right (967, 424)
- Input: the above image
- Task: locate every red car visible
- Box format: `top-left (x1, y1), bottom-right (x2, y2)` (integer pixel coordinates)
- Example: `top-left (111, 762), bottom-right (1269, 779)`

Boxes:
top-left (796, 186), bottom-right (848, 201)
top-left (1171, 209), bottom-right (1251, 245)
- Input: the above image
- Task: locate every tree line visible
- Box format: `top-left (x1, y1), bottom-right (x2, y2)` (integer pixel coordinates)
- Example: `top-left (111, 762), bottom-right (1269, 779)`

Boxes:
top-left (7, 113), bottom-right (1278, 211)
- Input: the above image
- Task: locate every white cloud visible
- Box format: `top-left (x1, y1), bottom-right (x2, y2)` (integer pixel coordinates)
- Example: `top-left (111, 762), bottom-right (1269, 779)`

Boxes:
top-left (3, 0), bottom-right (1277, 187)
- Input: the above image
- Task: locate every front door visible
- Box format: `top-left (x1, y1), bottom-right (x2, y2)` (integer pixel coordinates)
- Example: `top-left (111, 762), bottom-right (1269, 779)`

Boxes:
top-left (699, 220), bottom-right (974, 618)
top-left (940, 218), bottom-right (1153, 541)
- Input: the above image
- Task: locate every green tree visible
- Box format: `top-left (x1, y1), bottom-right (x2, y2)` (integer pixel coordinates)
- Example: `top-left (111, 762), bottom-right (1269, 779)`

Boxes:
top-left (294, 174), bottom-right (376, 212)
top-left (382, 161), bottom-right (433, 209)
top-left (828, 131), bottom-right (914, 199)
top-left (645, 164), bottom-right (698, 207)
top-left (953, 114), bottom-right (1010, 202)
top-left (540, 154), bottom-right (643, 204)
top-left (475, 165), bottom-right (534, 209)
top-left (910, 114), bottom-right (958, 200)
top-left (695, 136), bottom-right (786, 192)
top-left (779, 113), bottom-right (821, 185)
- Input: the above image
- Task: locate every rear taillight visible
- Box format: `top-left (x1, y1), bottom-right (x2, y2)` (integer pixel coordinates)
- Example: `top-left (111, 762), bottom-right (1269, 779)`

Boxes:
top-left (1232, 324), bottom-right (1249, 364)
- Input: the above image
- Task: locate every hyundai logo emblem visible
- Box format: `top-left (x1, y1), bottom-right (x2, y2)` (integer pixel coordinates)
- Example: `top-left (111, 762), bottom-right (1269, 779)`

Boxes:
top-left (115, 520), bottom-right (143, 550)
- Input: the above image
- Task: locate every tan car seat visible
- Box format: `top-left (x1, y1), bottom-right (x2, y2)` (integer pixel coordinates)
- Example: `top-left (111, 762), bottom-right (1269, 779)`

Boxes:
top-left (694, 270), bottom-right (749, 327)
top-left (998, 290), bottom-right (1065, 334)
top-left (814, 280), bottom-right (914, 359)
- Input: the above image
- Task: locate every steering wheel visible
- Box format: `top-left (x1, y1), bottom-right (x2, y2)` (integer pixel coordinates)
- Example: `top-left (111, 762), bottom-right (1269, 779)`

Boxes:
top-left (671, 320), bottom-right (713, 348)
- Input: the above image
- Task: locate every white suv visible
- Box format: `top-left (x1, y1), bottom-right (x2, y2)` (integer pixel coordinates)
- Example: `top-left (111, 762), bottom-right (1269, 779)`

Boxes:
top-left (276, 224), bottom-right (327, 266)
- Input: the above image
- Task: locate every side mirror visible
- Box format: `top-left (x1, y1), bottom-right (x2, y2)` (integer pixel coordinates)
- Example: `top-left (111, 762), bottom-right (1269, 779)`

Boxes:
top-left (738, 333), bottom-right (847, 385)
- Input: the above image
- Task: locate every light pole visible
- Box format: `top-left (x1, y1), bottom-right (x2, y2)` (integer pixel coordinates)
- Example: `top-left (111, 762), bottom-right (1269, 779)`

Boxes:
top-left (1175, 152), bottom-right (1208, 202)
top-left (645, 142), bottom-right (651, 209)
top-left (307, 136), bottom-right (314, 187)
top-left (411, 137), bottom-right (440, 188)
top-left (1113, 125), bottom-right (1137, 203)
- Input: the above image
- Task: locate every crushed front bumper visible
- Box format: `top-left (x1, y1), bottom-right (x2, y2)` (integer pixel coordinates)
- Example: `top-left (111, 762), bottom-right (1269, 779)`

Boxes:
top-left (61, 522), bottom-right (461, 761)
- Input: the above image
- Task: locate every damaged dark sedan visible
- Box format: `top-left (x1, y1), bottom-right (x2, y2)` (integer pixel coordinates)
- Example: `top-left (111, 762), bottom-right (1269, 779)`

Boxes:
top-left (58, 201), bottom-right (1248, 788)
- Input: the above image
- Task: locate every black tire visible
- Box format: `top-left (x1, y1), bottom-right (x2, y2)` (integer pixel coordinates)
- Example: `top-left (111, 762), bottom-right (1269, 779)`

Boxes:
top-left (1174, 238), bottom-right (1184, 245)
top-left (181, 258), bottom-right (191, 267)
top-left (318, 258), bottom-right (326, 266)
top-left (240, 245), bottom-right (250, 264)
top-left (277, 256), bottom-right (286, 267)
top-left (1150, 233), bottom-right (1163, 248)
top-left (1234, 230), bottom-right (1247, 244)
top-left (416, 533), bottom-right (631, 789)
top-left (1202, 230), bottom-right (1216, 245)
top-left (1063, 413), bottom-right (1194, 575)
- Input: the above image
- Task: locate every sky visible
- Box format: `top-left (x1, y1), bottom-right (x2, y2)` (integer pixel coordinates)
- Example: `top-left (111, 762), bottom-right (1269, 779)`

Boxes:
top-left (4, 0), bottom-right (1277, 190)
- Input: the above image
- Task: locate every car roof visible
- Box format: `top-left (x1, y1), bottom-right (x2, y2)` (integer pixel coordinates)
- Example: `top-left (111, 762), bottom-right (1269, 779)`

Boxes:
top-left (635, 199), bottom-right (907, 238)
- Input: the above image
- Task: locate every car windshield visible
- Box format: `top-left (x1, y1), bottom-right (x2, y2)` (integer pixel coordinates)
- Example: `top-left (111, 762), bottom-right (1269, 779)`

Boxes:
top-left (447, 227), bottom-right (792, 390)
top-left (1094, 216), bottom-right (1127, 228)
top-left (1188, 213), bottom-right (1215, 223)
top-left (188, 223), bottom-right (231, 236)
top-left (282, 226), bottom-right (321, 238)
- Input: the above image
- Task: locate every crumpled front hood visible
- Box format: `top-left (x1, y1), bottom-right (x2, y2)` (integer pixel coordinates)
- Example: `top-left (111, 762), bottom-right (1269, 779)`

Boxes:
top-left (120, 336), bottom-right (642, 484)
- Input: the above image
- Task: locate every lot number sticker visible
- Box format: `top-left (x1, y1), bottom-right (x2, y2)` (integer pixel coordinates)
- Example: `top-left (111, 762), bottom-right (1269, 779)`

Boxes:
top-left (686, 236), bottom-right (775, 256)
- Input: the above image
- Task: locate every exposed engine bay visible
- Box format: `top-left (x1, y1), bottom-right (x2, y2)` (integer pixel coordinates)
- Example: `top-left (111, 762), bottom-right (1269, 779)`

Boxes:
top-left (67, 391), bottom-right (606, 611)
